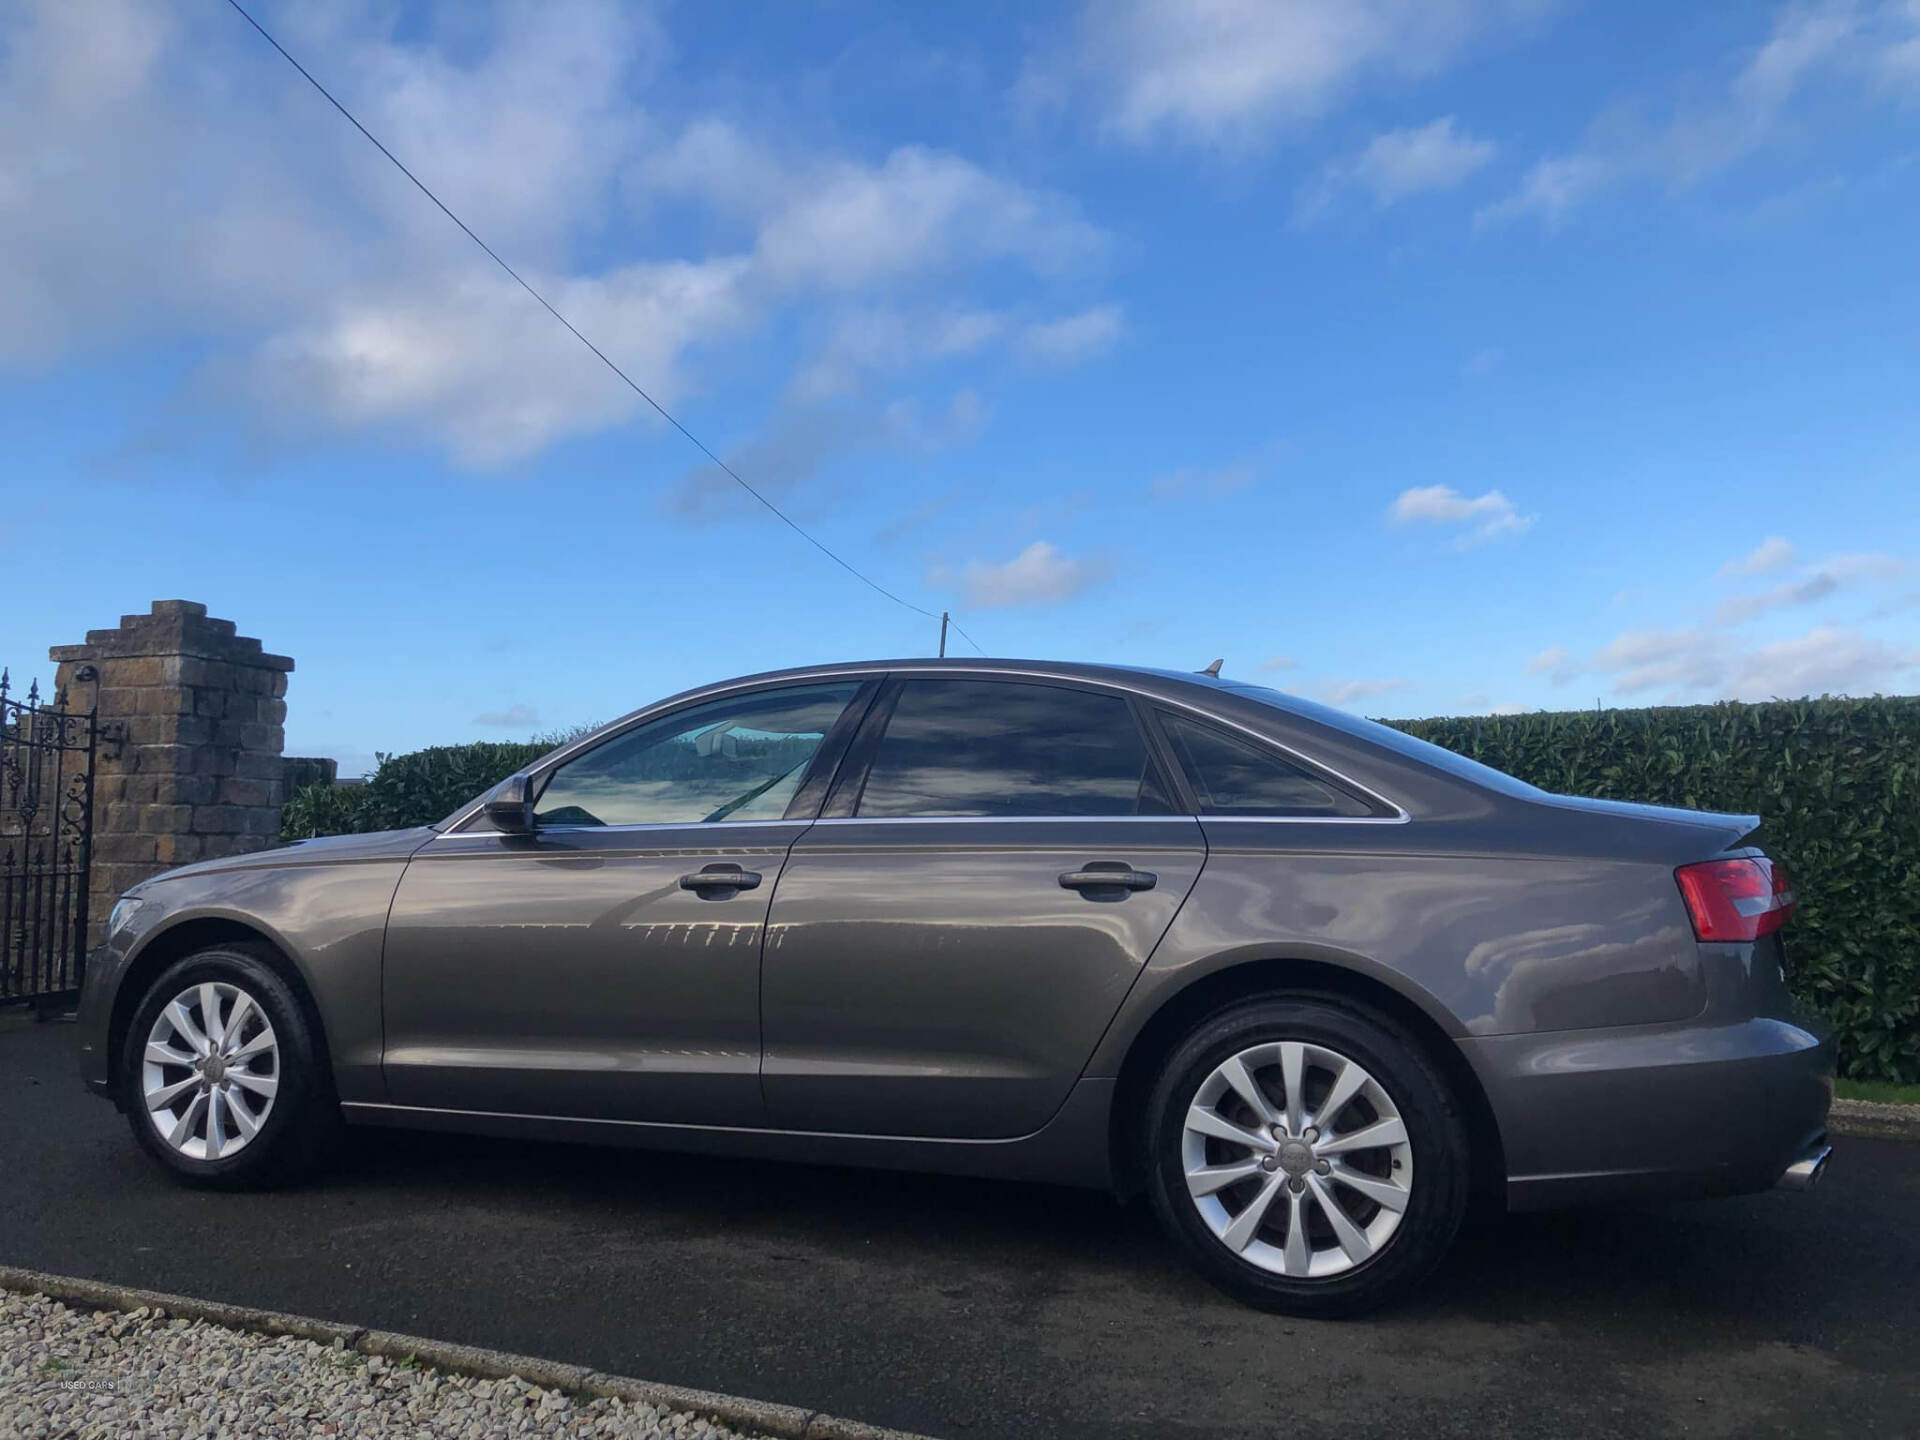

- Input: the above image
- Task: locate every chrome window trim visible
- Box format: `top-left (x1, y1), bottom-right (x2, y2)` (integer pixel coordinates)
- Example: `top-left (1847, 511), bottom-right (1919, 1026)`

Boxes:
top-left (440, 662), bottom-right (1413, 833)
top-left (432, 818), bottom-right (812, 842)
top-left (437, 811), bottom-right (1408, 842)
top-left (807, 812), bottom-right (1410, 827)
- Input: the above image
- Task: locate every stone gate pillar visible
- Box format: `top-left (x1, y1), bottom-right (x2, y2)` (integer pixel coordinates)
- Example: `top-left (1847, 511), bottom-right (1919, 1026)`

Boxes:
top-left (50, 601), bottom-right (293, 944)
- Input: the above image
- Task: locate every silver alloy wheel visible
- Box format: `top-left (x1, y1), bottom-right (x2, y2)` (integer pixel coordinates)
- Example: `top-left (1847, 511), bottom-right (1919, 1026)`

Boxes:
top-left (142, 981), bottom-right (280, 1161)
top-left (1182, 1040), bottom-right (1413, 1278)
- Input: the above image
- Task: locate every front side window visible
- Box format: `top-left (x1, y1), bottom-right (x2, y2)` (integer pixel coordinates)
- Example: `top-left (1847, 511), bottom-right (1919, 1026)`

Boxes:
top-left (1159, 712), bottom-right (1376, 818)
top-left (855, 679), bottom-right (1174, 818)
top-left (534, 683), bottom-right (860, 827)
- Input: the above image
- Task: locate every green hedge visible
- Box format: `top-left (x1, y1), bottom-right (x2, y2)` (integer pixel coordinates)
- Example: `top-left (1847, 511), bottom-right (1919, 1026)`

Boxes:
top-left (280, 742), bottom-right (549, 842)
top-left (282, 696), bottom-right (1920, 1082)
top-left (1391, 697), bottom-right (1920, 1083)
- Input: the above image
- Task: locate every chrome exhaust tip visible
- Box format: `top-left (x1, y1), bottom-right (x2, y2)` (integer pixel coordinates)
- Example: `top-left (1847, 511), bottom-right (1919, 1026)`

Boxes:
top-left (1776, 1142), bottom-right (1832, 1192)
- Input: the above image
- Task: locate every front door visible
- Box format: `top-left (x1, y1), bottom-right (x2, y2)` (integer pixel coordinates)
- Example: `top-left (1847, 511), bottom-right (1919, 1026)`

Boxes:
top-left (762, 676), bottom-right (1206, 1138)
top-left (381, 680), bottom-right (867, 1125)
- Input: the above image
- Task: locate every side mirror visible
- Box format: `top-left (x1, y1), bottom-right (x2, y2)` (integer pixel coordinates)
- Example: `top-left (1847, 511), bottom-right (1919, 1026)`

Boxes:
top-left (694, 723), bottom-right (738, 759)
top-left (482, 773), bottom-right (535, 833)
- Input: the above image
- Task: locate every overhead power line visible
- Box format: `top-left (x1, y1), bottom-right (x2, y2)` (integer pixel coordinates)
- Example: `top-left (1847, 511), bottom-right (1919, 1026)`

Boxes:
top-left (225, 0), bottom-right (983, 654)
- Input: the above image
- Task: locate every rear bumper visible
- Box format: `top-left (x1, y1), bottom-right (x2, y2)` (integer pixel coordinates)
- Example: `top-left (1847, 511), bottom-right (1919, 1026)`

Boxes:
top-left (1462, 1015), bottom-right (1832, 1211)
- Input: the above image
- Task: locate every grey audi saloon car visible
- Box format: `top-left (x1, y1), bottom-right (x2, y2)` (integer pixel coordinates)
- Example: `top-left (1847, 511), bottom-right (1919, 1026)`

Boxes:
top-left (77, 659), bottom-right (1832, 1314)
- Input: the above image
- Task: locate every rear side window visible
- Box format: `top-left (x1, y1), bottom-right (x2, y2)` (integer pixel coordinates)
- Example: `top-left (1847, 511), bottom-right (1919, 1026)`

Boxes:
top-left (1159, 713), bottom-right (1376, 818)
top-left (855, 679), bottom-right (1175, 818)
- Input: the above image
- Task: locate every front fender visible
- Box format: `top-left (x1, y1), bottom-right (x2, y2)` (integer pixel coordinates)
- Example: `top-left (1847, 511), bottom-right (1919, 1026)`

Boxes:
top-left (79, 850), bottom-right (418, 1104)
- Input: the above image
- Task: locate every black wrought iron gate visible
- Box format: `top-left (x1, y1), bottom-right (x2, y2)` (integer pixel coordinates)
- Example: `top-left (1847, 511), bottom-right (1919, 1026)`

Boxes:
top-left (1, 669), bottom-right (96, 1008)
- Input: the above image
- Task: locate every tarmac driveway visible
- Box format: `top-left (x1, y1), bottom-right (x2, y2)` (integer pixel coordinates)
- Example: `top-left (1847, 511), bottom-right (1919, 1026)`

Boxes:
top-left (5, 1011), bottom-right (1915, 1439)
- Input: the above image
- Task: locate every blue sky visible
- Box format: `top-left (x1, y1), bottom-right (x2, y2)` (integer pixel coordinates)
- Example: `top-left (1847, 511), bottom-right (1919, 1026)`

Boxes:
top-left (3, 0), bottom-right (1917, 775)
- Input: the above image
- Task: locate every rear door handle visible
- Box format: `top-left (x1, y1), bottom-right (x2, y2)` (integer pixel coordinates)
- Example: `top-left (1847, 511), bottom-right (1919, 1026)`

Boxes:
top-left (1058, 866), bottom-right (1157, 893)
top-left (679, 864), bottom-right (762, 895)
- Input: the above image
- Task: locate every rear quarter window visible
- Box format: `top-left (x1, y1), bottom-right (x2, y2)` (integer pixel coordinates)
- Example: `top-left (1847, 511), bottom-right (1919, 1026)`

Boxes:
top-left (1157, 712), bottom-right (1377, 818)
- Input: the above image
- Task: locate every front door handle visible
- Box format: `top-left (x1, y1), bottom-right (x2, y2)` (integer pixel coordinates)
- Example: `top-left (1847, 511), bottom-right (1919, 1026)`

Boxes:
top-left (1058, 865), bottom-right (1157, 894)
top-left (679, 863), bottom-right (763, 895)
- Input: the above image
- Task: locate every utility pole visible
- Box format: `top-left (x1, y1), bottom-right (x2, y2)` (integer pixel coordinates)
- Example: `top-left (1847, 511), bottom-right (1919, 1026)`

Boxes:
top-left (938, 611), bottom-right (950, 657)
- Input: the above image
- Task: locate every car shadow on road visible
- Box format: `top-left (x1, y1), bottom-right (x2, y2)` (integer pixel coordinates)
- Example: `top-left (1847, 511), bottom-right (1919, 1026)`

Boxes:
top-left (323, 1121), bottom-right (1880, 1345)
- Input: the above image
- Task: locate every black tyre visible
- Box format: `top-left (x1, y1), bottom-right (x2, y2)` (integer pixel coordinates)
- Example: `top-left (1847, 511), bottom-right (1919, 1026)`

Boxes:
top-left (1142, 992), bottom-right (1469, 1317)
top-left (120, 945), bottom-right (337, 1188)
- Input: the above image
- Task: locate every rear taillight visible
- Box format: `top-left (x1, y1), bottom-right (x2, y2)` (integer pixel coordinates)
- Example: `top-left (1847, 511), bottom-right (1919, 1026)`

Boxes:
top-left (1675, 856), bottom-right (1796, 943)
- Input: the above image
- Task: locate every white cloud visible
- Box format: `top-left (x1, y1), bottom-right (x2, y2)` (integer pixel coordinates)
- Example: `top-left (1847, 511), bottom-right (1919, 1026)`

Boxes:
top-left (1524, 644), bottom-right (1567, 673)
top-left (1478, 2), bottom-right (1916, 229)
top-left (1475, 151), bottom-right (1616, 229)
top-left (1353, 117), bottom-right (1497, 199)
top-left (1258, 656), bottom-right (1298, 672)
top-left (1716, 573), bottom-right (1839, 625)
top-left (1299, 116), bottom-right (1495, 218)
top-left (1322, 676), bottom-right (1408, 706)
top-left (1591, 621), bottom-right (1918, 699)
top-left (644, 123), bottom-right (1107, 287)
top-left (1821, 551), bottom-right (1908, 583)
top-left (669, 390), bottom-right (988, 523)
top-left (250, 258), bottom-right (754, 466)
top-left (1542, 542), bottom-right (1914, 702)
top-left (0, 2), bottom-right (1113, 469)
top-left (1525, 644), bottom-right (1579, 684)
top-left (1728, 625), bottom-right (1918, 698)
top-left (1388, 484), bottom-right (1535, 543)
top-left (785, 300), bottom-right (1121, 406)
top-left (668, 406), bottom-right (892, 524)
top-left (0, 1), bottom-right (656, 367)
top-left (787, 306), bottom-right (1010, 404)
top-left (1715, 551), bottom-right (1904, 623)
top-left (1016, 305), bottom-right (1127, 365)
top-left (1719, 536), bottom-right (1797, 577)
top-left (1878, 0), bottom-right (1920, 83)
top-left (931, 541), bottom-right (1111, 609)
top-left (753, 147), bottom-right (1104, 290)
top-left (1593, 625), bottom-right (1723, 694)
top-left (1062, 0), bottom-right (1536, 149)
top-left (632, 118), bottom-right (790, 218)
top-left (1489, 701), bottom-right (1528, 715)
top-left (1872, 589), bottom-right (1920, 619)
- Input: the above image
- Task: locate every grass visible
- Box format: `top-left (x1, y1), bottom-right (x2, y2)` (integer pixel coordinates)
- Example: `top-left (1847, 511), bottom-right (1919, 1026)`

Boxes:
top-left (1835, 1078), bottom-right (1920, 1106)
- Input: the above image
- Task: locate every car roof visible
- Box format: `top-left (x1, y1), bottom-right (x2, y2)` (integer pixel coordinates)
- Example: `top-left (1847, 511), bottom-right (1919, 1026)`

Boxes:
top-left (687, 657), bottom-right (1550, 813)
top-left (687, 655), bottom-right (1240, 704)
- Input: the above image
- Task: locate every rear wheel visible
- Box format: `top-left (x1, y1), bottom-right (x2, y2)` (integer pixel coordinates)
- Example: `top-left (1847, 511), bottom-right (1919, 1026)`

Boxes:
top-left (1143, 993), bottom-right (1469, 1316)
top-left (120, 946), bottom-right (337, 1188)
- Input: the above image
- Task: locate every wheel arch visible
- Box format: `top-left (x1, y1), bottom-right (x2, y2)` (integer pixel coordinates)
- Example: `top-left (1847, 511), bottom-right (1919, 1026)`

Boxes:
top-left (108, 916), bottom-right (335, 1107)
top-left (1106, 955), bottom-right (1506, 1203)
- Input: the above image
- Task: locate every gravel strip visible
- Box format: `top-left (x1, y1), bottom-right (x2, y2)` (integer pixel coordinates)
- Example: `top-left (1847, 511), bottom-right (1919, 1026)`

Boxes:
top-left (1829, 1098), bottom-right (1920, 1142)
top-left (0, 1290), bottom-right (775, 1439)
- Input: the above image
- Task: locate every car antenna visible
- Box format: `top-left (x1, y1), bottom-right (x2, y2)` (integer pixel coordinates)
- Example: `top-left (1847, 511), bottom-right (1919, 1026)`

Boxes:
top-left (1199, 659), bottom-right (1223, 677)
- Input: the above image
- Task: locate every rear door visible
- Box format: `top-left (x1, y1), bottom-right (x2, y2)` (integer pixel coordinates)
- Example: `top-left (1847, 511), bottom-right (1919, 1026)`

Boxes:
top-left (761, 675), bottom-right (1206, 1138)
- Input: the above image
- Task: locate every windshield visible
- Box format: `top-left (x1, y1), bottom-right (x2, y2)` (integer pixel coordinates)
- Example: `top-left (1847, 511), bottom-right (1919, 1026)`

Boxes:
top-left (1222, 683), bottom-right (1546, 800)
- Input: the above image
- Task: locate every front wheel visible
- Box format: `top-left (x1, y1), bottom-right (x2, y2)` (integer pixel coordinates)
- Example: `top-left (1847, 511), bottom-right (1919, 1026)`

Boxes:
top-left (120, 946), bottom-right (337, 1188)
top-left (1143, 994), bottom-right (1470, 1316)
